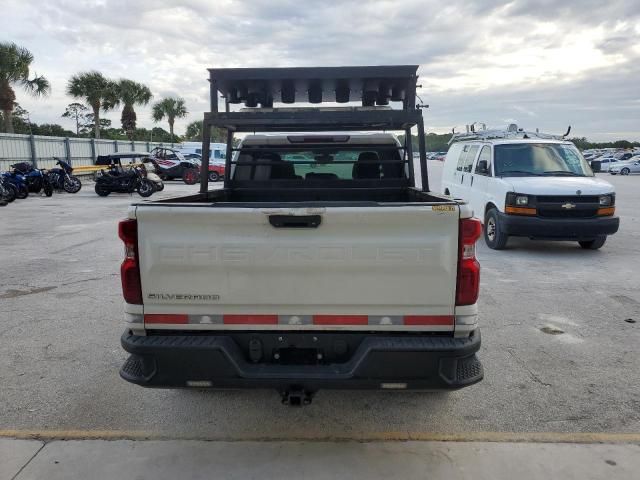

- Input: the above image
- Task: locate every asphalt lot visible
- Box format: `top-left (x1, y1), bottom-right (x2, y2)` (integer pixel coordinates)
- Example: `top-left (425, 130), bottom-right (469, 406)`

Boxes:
top-left (1, 162), bottom-right (639, 440)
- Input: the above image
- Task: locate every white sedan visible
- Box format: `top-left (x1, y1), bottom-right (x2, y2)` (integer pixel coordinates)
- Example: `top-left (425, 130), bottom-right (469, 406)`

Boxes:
top-left (610, 159), bottom-right (640, 175)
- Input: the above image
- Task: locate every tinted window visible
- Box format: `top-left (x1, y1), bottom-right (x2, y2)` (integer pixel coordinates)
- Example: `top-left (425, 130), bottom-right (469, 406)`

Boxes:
top-left (475, 146), bottom-right (491, 175)
top-left (463, 145), bottom-right (479, 172)
top-left (456, 145), bottom-right (470, 171)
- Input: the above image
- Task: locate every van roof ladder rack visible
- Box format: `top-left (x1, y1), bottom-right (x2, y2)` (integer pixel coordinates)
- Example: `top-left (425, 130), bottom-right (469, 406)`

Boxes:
top-left (448, 123), bottom-right (571, 144)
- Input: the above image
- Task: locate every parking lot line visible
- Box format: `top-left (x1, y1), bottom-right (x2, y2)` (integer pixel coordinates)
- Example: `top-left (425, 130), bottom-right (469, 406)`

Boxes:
top-left (1, 429), bottom-right (639, 443)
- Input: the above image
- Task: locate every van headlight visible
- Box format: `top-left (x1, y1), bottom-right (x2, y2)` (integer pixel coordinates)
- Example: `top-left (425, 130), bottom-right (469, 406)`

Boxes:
top-left (599, 195), bottom-right (613, 206)
top-left (515, 195), bottom-right (529, 206)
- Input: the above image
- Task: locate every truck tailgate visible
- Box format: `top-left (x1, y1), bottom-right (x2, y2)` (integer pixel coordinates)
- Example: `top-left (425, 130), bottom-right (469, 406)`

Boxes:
top-left (135, 205), bottom-right (460, 331)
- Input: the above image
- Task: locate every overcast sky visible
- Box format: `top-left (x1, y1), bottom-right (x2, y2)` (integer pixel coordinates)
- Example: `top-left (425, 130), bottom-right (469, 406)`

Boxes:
top-left (4, 0), bottom-right (639, 141)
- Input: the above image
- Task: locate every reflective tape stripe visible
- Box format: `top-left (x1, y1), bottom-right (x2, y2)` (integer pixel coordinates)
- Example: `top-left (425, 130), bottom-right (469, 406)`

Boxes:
top-left (313, 315), bottom-right (368, 325)
top-left (278, 315), bottom-right (313, 325)
top-left (404, 315), bottom-right (454, 326)
top-left (144, 314), bottom-right (189, 324)
top-left (223, 314), bottom-right (278, 325)
top-left (144, 314), bottom-right (455, 328)
top-left (368, 315), bottom-right (403, 325)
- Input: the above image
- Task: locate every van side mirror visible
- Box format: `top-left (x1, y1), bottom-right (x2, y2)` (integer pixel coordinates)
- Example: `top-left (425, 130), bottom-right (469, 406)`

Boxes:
top-left (477, 160), bottom-right (489, 174)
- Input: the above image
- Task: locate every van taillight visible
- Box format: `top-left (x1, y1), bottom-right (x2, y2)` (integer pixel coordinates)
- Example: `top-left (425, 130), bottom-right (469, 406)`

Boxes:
top-left (456, 217), bottom-right (482, 306)
top-left (118, 219), bottom-right (142, 305)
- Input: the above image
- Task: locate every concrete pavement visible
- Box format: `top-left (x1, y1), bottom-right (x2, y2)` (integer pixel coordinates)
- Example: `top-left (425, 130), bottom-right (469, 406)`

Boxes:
top-left (2, 438), bottom-right (639, 480)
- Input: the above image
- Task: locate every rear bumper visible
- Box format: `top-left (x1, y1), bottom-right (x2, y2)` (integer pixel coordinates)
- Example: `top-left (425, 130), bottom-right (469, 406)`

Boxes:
top-left (120, 330), bottom-right (482, 391)
top-left (498, 212), bottom-right (619, 240)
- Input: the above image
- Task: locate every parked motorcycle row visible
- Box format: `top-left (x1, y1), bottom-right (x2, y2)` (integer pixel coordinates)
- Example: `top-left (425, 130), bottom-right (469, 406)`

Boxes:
top-left (1, 147), bottom-right (222, 205)
top-left (1, 159), bottom-right (82, 207)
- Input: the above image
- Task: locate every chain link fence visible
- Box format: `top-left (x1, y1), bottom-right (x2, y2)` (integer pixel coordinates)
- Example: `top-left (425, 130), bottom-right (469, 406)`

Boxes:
top-left (0, 133), bottom-right (170, 171)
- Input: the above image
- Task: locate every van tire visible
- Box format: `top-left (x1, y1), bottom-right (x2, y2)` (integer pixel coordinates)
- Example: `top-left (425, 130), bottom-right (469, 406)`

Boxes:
top-left (579, 236), bottom-right (606, 250)
top-left (484, 208), bottom-right (508, 250)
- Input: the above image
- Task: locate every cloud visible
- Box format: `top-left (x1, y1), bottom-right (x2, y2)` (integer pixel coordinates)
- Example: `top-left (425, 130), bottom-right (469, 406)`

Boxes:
top-left (3, 0), bottom-right (638, 140)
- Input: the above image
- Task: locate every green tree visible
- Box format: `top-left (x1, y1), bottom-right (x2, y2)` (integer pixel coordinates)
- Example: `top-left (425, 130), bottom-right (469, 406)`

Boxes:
top-left (184, 119), bottom-right (226, 142)
top-left (0, 42), bottom-right (50, 133)
top-left (79, 113), bottom-right (112, 137)
top-left (32, 123), bottom-right (75, 137)
top-left (612, 140), bottom-right (633, 149)
top-left (152, 97), bottom-right (187, 139)
top-left (66, 71), bottom-right (117, 139)
top-left (1, 103), bottom-right (32, 134)
top-left (115, 79), bottom-right (152, 140)
top-left (61, 102), bottom-right (88, 136)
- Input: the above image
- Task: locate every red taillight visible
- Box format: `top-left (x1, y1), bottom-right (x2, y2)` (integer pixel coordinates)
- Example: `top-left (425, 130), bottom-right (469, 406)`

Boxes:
top-left (456, 217), bottom-right (482, 306)
top-left (118, 219), bottom-right (142, 304)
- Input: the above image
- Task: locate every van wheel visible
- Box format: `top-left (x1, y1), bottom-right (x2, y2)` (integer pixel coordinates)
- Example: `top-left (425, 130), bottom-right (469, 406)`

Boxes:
top-left (208, 171), bottom-right (219, 182)
top-left (484, 209), bottom-right (508, 250)
top-left (579, 236), bottom-right (606, 250)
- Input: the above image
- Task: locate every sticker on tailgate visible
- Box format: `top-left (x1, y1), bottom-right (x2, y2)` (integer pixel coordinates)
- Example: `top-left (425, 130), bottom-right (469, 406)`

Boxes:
top-left (432, 205), bottom-right (456, 212)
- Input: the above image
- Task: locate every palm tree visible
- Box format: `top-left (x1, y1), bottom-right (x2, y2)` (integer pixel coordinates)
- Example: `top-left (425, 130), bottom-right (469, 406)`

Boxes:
top-left (66, 71), bottom-right (117, 139)
top-left (184, 119), bottom-right (227, 143)
top-left (0, 42), bottom-right (50, 133)
top-left (152, 97), bottom-right (187, 140)
top-left (116, 79), bottom-right (152, 140)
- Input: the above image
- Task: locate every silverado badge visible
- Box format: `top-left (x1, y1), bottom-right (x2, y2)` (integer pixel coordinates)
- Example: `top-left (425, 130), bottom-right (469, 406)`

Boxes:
top-left (561, 203), bottom-right (576, 209)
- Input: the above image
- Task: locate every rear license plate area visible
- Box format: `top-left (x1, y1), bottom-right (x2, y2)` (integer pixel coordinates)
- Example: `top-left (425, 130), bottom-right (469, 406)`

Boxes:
top-left (276, 347), bottom-right (320, 365)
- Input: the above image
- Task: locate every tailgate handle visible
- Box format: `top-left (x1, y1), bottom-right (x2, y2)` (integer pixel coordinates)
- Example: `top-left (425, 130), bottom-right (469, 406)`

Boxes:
top-left (269, 215), bottom-right (322, 229)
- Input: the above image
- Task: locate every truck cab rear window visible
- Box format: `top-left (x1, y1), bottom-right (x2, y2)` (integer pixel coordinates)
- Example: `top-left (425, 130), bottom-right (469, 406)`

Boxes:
top-left (233, 147), bottom-right (405, 181)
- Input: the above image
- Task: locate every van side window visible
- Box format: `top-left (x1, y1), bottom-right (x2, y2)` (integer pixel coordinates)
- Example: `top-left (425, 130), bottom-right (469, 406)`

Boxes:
top-left (456, 145), bottom-right (469, 171)
top-left (475, 146), bottom-right (492, 176)
top-left (463, 145), bottom-right (479, 172)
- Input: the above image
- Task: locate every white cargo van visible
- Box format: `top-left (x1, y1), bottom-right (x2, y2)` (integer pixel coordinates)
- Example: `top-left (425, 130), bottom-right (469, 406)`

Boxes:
top-left (441, 127), bottom-right (619, 250)
top-left (178, 142), bottom-right (227, 162)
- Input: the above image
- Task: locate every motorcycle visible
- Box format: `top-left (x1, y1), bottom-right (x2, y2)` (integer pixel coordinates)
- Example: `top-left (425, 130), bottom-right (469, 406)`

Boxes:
top-left (0, 176), bottom-right (18, 203)
top-left (0, 182), bottom-right (8, 206)
top-left (10, 162), bottom-right (52, 196)
top-left (94, 164), bottom-right (155, 197)
top-left (49, 158), bottom-right (82, 193)
top-left (139, 161), bottom-right (164, 191)
top-left (1, 171), bottom-right (29, 199)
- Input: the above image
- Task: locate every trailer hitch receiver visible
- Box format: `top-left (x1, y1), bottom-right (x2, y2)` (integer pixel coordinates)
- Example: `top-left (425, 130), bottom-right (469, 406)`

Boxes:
top-left (280, 387), bottom-right (315, 406)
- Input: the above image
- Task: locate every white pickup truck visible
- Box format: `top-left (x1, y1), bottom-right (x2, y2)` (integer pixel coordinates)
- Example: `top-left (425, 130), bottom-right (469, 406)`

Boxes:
top-left (118, 66), bottom-right (483, 404)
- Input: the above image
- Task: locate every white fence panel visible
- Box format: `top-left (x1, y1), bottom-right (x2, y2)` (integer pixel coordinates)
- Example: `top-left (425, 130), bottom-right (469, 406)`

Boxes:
top-left (95, 140), bottom-right (116, 156)
top-left (117, 140), bottom-right (132, 152)
top-left (1, 134), bottom-right (188, 171)
top-left (34, 137), bottom-right (67, 169)
top-left (68, 139), bottom-right (93, 166)
top-left (0, 133), bottom-right (32, 170)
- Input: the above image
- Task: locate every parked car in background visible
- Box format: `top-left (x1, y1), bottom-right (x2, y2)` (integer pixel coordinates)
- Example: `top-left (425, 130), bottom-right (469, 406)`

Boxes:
top-left (597, 156), bottom-right (622, 172)
top-left (175, 146), bottom-right (227, 181)
top-left (147, 147), bottom-right (200, 184)
top-left (610, 159), bottom-right (640, 175)
top-left (178, 142), bottom-right (227, 162)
